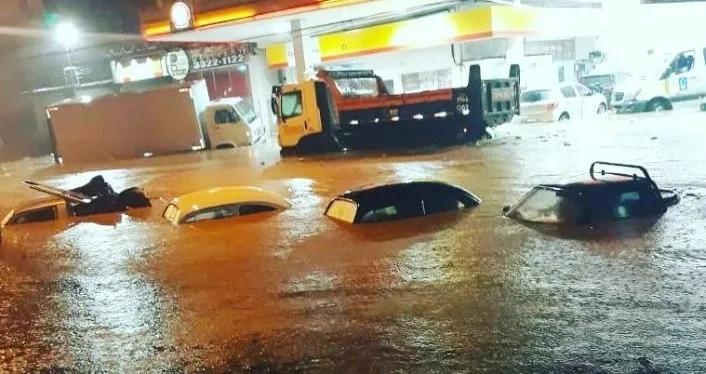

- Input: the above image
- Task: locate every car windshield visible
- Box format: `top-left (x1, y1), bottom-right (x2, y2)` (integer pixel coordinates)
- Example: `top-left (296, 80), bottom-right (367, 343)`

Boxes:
top-left (506, 187), bottom-right (583, 224)
top-left (233, 100), bottom-right (257, 123)
top-left (520, 90), bottom-right (552, 103)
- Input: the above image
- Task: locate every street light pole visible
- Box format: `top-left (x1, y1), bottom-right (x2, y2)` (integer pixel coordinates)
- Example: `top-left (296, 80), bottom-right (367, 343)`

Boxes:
top-left (55, 22), bottom-right (80, 98)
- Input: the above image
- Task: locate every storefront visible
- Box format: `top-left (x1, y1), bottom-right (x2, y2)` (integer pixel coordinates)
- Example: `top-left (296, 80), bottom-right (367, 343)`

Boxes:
top-left (110, 42), bottom-right (255, 101)
top-left (109, 41), bottom-right (278, 131)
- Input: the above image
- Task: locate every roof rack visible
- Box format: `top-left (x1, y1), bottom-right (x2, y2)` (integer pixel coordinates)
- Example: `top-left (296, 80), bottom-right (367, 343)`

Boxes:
top-left (589, 161), bottom-right (652, 182)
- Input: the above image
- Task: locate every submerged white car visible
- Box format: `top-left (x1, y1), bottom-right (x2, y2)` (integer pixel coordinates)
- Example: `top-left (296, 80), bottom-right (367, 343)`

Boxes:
top-left (520, 83), bottom-right (607, 123)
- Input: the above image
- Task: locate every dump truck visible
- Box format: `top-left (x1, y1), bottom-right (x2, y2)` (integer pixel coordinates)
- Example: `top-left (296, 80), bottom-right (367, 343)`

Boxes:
top-left (270, 64), bottom-right (520, 155)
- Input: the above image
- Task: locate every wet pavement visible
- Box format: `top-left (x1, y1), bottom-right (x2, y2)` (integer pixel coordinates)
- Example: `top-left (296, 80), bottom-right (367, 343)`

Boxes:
top-left (1, 109), bottom-right (706, 373)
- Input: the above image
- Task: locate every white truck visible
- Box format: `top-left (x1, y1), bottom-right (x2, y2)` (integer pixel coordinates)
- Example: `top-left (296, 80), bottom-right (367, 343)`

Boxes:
top-left (46, 80), bottom-right (266, 163)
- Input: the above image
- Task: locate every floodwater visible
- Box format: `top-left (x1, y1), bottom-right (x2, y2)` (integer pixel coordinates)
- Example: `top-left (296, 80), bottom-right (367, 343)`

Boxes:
top-left (2, 110), bottom-right (706, 373)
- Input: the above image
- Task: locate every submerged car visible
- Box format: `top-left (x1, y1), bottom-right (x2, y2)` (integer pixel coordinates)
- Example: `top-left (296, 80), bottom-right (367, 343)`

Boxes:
top-left (503, 162), bottom-right (679, 226)
top-left (324, 181), bottom-right (481, 224)
top-left (2, 176), bottom-right (151, 228)
top-left (162, 186), bottom-right (291, 224)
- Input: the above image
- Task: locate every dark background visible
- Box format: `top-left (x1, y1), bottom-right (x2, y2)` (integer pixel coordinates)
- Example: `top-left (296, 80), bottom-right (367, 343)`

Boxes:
top-left (42, 0), bottom-right (156, 33)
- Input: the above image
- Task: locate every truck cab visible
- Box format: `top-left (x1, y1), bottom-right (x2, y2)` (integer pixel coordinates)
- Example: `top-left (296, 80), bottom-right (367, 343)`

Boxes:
top-left (201, 97), bottom-right (265, 149)
top-left (271, 80), bottom-right (340, 155)
top-left (612, 48), bottom-right (706, 113)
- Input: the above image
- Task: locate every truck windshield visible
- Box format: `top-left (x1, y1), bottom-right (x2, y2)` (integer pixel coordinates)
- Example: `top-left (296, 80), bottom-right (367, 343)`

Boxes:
top-left (233, 100), bottom-right (257, 123)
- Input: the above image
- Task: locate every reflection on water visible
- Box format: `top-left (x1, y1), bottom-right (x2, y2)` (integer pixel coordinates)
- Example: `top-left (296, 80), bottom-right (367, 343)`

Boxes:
top-left (48, 216), bottom-right (178, 372)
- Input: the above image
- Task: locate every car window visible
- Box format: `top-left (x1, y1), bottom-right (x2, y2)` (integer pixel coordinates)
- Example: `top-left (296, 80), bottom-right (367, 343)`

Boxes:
top-left (10, 206), bottom-right (58, 225)
top-left (520, 90), bottom-right (553, 103)
top-left (239, 204), bottom-right (276, 216)
top-left (574, 84), bottom-right (592, 97)
top-left (214, 108), bottom-right (239, 124)
top-left (281, 91), bottom-right (303, 119)
top-left (614, 191), bottom-right (641, 219)
top-left (507, 188), bottom-right (582, 224)
top-left (325, 199), bottom-right (358, 223)
top-left (181, 204), bottom-right (239, 223)
top-left (560, 86), bottom-right (577, 98)
top-left (423, 195), bottom-right (465, 215)
top-left (359, 199), bottom-right (424, 223)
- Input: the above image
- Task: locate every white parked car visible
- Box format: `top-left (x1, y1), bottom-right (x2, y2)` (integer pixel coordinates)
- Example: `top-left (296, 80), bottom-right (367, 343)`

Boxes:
top-left (520, 83), bottom-right (608, 123)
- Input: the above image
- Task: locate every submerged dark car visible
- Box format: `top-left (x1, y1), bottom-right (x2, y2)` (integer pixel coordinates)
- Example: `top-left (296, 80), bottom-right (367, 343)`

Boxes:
top-left (503, 162), bottom-right (679, 227)
top-left (325, 181), bottom-right (482, 224)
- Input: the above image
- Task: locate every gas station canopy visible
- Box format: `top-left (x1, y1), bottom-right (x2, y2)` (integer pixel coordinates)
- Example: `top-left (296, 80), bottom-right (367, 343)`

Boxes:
top-left (141, 0), bottom-right (603, 68)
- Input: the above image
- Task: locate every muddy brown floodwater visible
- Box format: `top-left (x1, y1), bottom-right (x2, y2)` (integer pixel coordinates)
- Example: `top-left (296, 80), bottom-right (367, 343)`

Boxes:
top-left (1, 111), bottom-right (706, 373)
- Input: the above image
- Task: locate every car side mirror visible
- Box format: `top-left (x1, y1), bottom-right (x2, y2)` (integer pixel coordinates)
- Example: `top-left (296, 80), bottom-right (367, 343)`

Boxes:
top-left (502, 206), bottom-right (510, 214)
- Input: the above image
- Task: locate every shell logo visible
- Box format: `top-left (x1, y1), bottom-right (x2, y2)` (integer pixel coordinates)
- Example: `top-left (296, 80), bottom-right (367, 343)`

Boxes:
top-left (170, 1), bottom-right (192, 31)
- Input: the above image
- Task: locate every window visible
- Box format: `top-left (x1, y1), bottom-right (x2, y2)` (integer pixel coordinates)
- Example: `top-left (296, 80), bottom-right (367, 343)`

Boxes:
top-left (239, 204), bottom-right (276, 216)
top-left (524, 39), bottom-right (576, 61)
top-left (401, 69), bottom-right (453, 93)
top-left (560, 86), bottom-right (577, 98)
top-left (333, 77), bottom-right (379, 96)
top-left (423, 196), bottom-right (465, 215)
top-left (233, 100), bottom-right (257, 123)
top-left (669, 50), bottom-right (696, 76)
top-left (574, 84), bottom-right (593, 97)
top-left (614, 191), bottom-right (641, 219)
top-left (521, 90), bottom-right (553, 103)
top-left (359, 199), bottom-right (424, 223)
top-left (507, 188), bottom-right (582, 224)
top-left (280, 91), bottom-right (303, 120)
top-left (325, 199), bottom-right (358, 223)
top-left (181, 204), bottom-right (240, 223)
top-left (10, 207), bottom-right (58, 225)
top-left (214, 108), bottom-right (239, 124)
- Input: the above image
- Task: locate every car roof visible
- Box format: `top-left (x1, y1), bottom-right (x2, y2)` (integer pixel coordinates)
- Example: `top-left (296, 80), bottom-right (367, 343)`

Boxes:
top-left (168, 186), bottom-right (291, 220)
top-left (540, 176), bottom-right (651, 194)
top-left (2, 197), bottom-right (65, 227)
top-left (339, 181), bottom-right (478, 203)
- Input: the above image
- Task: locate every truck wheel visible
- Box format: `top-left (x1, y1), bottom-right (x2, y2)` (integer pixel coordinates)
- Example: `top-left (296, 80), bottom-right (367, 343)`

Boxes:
top-left (597, 103), bottom-right (607, 114)
top-left (558, 112), bottom-right (570, 122)
top-left (647, 98), bottom-right (671, 112)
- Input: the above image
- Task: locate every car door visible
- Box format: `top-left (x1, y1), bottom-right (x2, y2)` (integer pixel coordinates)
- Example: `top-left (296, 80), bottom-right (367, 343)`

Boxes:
top-left (574, 83), bottom-right (602, 117)
top-left (559, 85), bottom-right (581, 118)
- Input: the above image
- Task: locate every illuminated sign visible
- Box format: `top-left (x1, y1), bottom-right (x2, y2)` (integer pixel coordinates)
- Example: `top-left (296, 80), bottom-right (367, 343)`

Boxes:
top-left (165, 49), bottom-right (190, 80)
top-left (170, 1), bottom-right (192, 31)
top-left (111, 56), bottom-right (164, 83)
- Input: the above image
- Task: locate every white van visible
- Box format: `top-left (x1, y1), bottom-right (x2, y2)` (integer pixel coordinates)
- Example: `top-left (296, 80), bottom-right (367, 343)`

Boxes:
top-left (612, 48), bottom-right (706, 113)
top-left (200, 98), bottom-right (266, 149)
